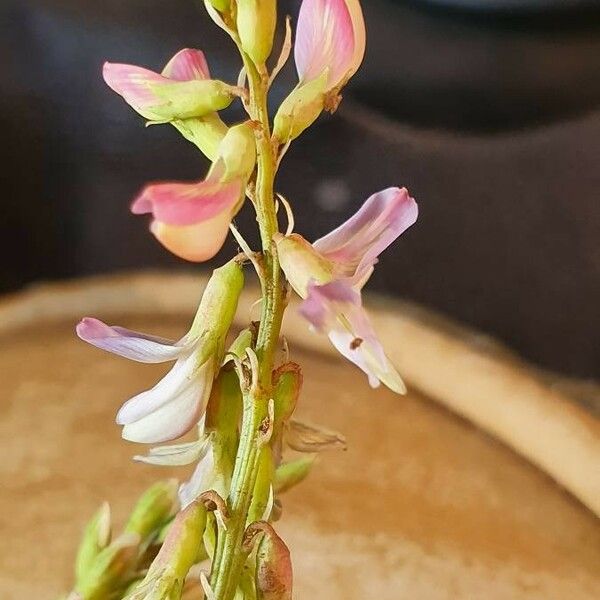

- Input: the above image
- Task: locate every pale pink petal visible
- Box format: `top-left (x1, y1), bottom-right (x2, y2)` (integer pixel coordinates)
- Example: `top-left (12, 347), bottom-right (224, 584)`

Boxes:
top-left (161, 48), bottom-right (210, 81)
top-left (131, 178), bottom-right (242, 226)
top-left (118, 357), bottom-right (214, 444)
top-left (298, 279), bottom-right (359, 331)
top-left (295, 0), bottom-right (359, 87)
top-left (76, 317), bottom-right (191, 363)
top-left (300, 280), bottom-right (405, 393)
top-left (313, 187), bottom-right (418, 285)
top-left (103, 62), bottom-right (170, 112)
top-left (178, 445), bottom-right (218, 508)
top-left (134, 438), bottom-right (210, 466)
top-left (149, 210), bottom-right (235, 262)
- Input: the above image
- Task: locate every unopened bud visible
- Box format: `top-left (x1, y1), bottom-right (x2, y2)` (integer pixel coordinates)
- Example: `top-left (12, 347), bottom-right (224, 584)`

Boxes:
top-left (274, 456), bottom-right (316, 494)
top-left (237, 0), bottom-right (277, 66)
top-left (125, 480), bottom-right (179, 542)
top-left (75, 533), bottom-right (140, 600)
top-left (75, 502), bottom-right (111, 582)
top-left (273, 74), bottom-right (328, 143)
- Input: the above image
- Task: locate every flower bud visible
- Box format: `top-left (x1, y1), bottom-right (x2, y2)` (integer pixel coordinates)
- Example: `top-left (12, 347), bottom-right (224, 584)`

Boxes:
top-left (255, 524), bottom-right (293, 600)
top-left (237, 0), bottom-right (277, 66)
top-left (272, 233), bottom-right (334, 297)
top-left (274, 456), bottom-right (316, 494)
top-left (75, 502), bottom-right (111, 583)
top-left (125, 480), bottom-right (179, 542)
top-left (75, 533), bottom-right (140, 600)
top-left (273, 74), bottom-right (328, 143)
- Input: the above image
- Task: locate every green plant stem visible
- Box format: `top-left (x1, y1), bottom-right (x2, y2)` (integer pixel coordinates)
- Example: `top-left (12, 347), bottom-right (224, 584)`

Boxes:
top-left (210, 57), bottom-right (286, 600)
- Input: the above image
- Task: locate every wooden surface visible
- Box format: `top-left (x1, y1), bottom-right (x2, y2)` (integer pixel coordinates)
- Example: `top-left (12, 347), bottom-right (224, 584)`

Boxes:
top-left (1, 275), bottom-right (599, 599)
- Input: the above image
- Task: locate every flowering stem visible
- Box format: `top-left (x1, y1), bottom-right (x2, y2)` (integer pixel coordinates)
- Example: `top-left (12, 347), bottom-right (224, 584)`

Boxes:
top-left (210, 57), bottom-right (285, 600)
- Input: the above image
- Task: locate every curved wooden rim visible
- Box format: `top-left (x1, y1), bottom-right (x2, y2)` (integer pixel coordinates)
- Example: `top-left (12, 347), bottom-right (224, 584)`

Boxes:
top-left (2, 271), bottom-right (598, 516)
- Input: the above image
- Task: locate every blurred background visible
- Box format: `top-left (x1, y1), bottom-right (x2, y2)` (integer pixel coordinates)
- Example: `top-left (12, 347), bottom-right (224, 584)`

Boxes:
top-left (1, 0), bottom-right (599, 379)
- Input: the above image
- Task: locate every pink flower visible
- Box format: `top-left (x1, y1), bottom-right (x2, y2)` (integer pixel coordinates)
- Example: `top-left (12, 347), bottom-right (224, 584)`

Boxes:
top-left (131, 122), bottom-right (256, 262)
top-left (76, 260), bottom-right (244, 444)
top-left (77, 317), bottom-right (213, 443)
top-left (273, 0), bottom-right (366, 141)
top-left (274, 187), bottom-right (418, 392)
top-left (295, 0), bottom-right (366, 90)
top-left (103, 48), bottom-right (238, 122)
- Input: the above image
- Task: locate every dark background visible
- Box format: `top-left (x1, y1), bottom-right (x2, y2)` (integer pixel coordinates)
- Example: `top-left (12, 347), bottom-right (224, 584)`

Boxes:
top-left (1, 0), bottom-right (599, 378)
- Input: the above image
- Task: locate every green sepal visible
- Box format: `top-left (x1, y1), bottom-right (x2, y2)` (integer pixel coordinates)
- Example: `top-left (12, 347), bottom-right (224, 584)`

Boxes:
top-left (171, 114), bottom-right (228, 161)
top-left (190, 259), bottom-right (245, 363)
top-left (273, 73), bottom-right (328, 143)
top-left (146, 79), bottom-right (237, 121)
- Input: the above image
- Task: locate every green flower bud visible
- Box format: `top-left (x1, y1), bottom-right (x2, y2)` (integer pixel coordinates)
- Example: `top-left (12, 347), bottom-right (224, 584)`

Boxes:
top-left (125, 480), bottom-right (179, 542)
top-left (75, 502), bottom-right (111, 583)
top-left (272, 233), bottom-right (334, 298)
top-left (171, 114), bottom-right (228, 162)
top-left (75, 533), bottom-right (140, 600)
top-left (273, 73), bottom-right (328, 143)
top-left (274, 456), bottom-right (316, 494)
top-left (237, 0), bottom-right (277, 66)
